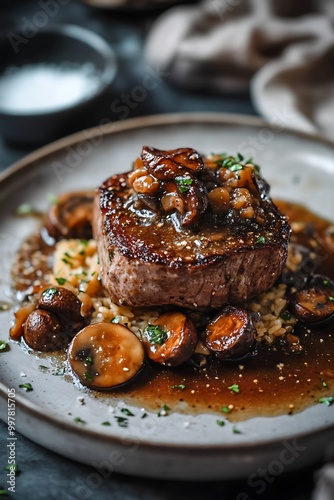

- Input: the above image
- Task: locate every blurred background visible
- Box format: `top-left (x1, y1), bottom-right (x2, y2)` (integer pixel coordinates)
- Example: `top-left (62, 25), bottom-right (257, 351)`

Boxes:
top-left (0, 0), bottom-right (253, 170)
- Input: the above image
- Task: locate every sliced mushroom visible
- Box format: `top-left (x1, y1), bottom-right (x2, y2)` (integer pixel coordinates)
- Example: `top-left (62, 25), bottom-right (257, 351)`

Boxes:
top-left (23, 309), bottom-right (68, 351)
top-left (289, 275), bottom-right (334, 324)
top-left (44, 191), bottom-right (94, 241)
top-left (180, 176), bottom-right (208, 226)
top-left (142, 312), bottom-right (197, 367)
top-left (38, 286), bottom-right (88, 331)
top-left (141, 146), bottom-right (203, 181)
top-left (68, 323), bottom-right (145, 390)
top-left (205, 306), bottom-right (256, 360)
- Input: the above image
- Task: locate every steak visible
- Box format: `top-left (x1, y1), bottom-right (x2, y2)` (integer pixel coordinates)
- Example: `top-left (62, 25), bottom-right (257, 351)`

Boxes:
top-left (93, 147), bottom-right (291, 310)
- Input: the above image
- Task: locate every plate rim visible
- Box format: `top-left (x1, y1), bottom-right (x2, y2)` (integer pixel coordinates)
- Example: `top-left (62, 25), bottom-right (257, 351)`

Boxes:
top-left (1, 111), bottom-right (334, 454)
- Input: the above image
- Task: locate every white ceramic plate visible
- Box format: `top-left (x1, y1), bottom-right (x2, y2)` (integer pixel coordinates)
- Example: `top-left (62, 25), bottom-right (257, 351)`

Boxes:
top-left (0, 113), bottom-right (334, 480)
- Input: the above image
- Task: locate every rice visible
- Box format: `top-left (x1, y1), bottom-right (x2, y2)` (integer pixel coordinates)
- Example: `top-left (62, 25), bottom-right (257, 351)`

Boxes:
top-left (51, 238), bottom-right (298, 344)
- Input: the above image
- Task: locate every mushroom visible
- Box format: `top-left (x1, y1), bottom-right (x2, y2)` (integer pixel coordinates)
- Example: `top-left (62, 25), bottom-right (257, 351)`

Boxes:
top-left (38, 286), bottom-right (88, 332)
top-left (142, 312), bottom-right (197, 367)
top-left (205, 306), bottom-right (256, 360)
top-left (44, 190), bottom-right (94, 241)
top-left (141, 146), bottom-right (203, 180)
top-left (289, 274), bottom-right (334, 324)
top-left (21, 287), bottom-right (90, 352)
top-left (68, 323), bottom-right (145, 390)
top-left (24, 309), bottom-right (67, 351)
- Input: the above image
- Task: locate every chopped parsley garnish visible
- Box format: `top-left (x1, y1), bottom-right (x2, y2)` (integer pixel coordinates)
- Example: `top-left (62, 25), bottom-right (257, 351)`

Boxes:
top-left (53, 367), bottom-right (65, 376)
top-left (42, 288), bottom-right (58, 300)
top-left (80, 239), bottom-right (89, 247)
top-left (141, 412), bottom-right (148, 419)
top-left (216, 419), bottom-right (225, 427)
top-left (220, 406), bottom-right (232, 414)
top-left (74, 417), bottom-right (86, 424)
top-left (19, 383), bottom-right (33, 392)
top-left (111, 316), bottom-right (123, 324)
top-left (323, 279), bottom-right (330, 286)
top-left (5, 464), bottom-right (20, 473)
top-left (175, 176), bottom-right (193, 193)
top-left (101, 421), bottom-right (111, 426)
top-left (280, 311), bottom-right (291, 321)
top-left (228, 384), bottom-right (240, 393)
top-left (55, 277), bottom-right (67, 285)
top-left (84, 372), bottom-right (93, 381)
top-left (121, 408), bottom-right (135, 417)
top-left (146, 324), bottom-right (168, 345)
top-left (114, 416), bottom-right (128, 427)
top-left (215, 153), bottom-right (260, 174)
top-left (257, 236), bottom-right (265, 244)
top-left (321, 378), bottom-right (327, 388)
top-left (15, 203), bottom-right (37, 215)
top-left (157, 404), bottom-right (171, 417)
top-left (318, 396), bottom-right (334, 406)
top-left (47, 193), bottom-right (59, 205)
top-left (62, 258), bottom-right (70, 265)
top-left (171, 384), bottom-right (186, 390)
top-left (328, 297), bottom-right (334, 302)
top-left (0, 340), bottom-right (7, 351)
top-left (233, 426), bottom-right (242, 434)
top-left (39, 365), bottom-right (49, 371)
top-left (85, 356), bottom-right (93, 366)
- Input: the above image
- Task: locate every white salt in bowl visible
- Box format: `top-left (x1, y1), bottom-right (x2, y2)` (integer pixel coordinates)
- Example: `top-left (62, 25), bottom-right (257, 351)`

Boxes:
top-left (0, 24), bottom-right (117, 146)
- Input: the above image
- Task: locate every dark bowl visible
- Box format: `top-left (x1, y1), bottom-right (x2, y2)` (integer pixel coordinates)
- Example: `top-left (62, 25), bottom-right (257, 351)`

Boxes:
top-left (0, 24), bottom-right (117, 146)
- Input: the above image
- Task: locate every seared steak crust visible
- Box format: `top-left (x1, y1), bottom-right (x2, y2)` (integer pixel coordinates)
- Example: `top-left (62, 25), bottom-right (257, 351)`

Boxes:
top-left (93, 150), bottom-right (291, 309)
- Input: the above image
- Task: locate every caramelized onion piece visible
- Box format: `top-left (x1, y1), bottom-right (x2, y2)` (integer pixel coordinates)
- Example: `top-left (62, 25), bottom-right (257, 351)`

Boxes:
top-left (44, 191), bottom-right (94, 240)
top-left (205, 306), bottom-right (256, 360)
top-left (141, 146), bottom-right (203, 180)
top-left (68, 323), bottom-right (145, 389)
top-left (142, 312), bottom-right (197, 367)
top-left (289, 275), bottom-right (334, 324)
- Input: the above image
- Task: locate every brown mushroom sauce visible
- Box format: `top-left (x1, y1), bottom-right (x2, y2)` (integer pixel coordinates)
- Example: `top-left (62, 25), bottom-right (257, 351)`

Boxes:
top-left (8, 194), bottom-right (334, 421)
top-left (127, 147), bottom-right (266, 228)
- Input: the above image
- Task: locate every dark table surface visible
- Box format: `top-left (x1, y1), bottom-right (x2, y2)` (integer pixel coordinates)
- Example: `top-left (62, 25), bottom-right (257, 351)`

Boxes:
top-left (0, 1), bottom-right (326, 498)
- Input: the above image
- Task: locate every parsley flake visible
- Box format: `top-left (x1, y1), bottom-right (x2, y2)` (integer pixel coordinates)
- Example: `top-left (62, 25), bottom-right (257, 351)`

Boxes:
top-left (233, 426), bottom-right (242, 434)
top-left (74, 417), bottom-right (86, 424)
top-left (55, 277), bottom-right (67, 285)
top-left (280, 311), bottom-right (291, 321)
top-left (216, 419), bottom-right (225, 427)
top-left (0, 340), bottom-right (7, 351)
top-left (42, 288), bottom-right (58, 300)
top-left (114, 416), bottom-right (128, 427)
top-left (175, 176), bottom-right (193, 193)
top-left (19, 383), bottom-right (33, 392)
top-left (157, 404), bottom-right (171, 417)
top-left (111, 316), bottom-right (123, 324)
top-left (257, 236), bottom-right (265, 244)
top-left (121, 408), bottom-right (135, 417)
top-left (220, 406), bottom-right (232, 414)
top-left (85, 356), bottom-right (93, 366)
top-left (84, 372), bottom-right (93, 381)
top-left (146, 324), bottom-right (167, 345)
top-left (102, 421), bottom-right (111, 426)
top-left (15, 203), bottom-right (37, 215)
top-left (171, 384), bottom-right (186, 390)
top-left (5, 464), bottom-right (20, 473)
top-left (318, 396), bottom-right (334, 406)
top-left (228, 384), bottom-right (240, 393)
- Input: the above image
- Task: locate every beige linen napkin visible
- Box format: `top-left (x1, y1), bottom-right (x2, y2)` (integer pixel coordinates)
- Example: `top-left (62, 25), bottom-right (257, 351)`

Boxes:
top-left (146, 0), bottom-right (334, 139)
